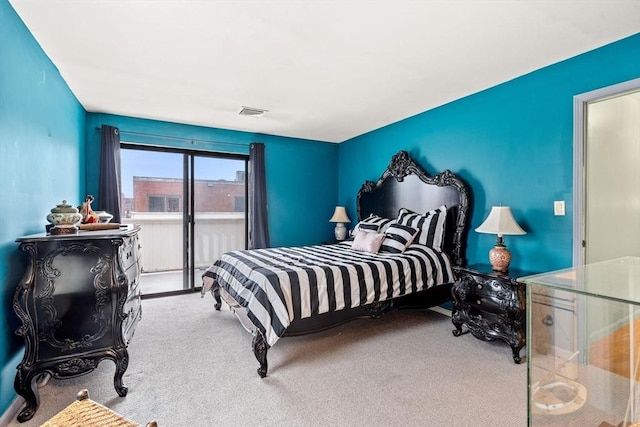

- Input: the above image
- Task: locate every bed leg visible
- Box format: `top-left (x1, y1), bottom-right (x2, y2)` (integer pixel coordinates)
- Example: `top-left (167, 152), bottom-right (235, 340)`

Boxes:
top-left (212, 287), bottom-right (222, 311)
top-left (252, 330), bottom-right (268, 378)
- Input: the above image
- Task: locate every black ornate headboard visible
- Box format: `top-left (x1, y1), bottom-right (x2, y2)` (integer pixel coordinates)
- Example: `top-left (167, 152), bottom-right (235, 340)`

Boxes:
top-left (356, 151), bottom-right (471, 267)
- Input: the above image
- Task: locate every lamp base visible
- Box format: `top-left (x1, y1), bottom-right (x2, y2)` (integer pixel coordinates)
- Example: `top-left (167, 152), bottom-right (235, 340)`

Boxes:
top-left (489, 244), bottom-right (511, 273)
top-left (334, 223), bottom-right (348, 241)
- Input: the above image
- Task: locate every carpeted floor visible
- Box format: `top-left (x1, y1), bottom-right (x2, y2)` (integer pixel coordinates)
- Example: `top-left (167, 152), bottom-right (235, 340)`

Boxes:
top-left (6, 292), bottom-right (527, 426)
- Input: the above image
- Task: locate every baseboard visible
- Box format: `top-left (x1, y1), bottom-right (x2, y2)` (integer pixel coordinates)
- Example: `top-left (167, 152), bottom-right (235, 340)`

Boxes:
top-left (430, 306), bottom-right (451, 317)
top-left (0, 396), bottom-right (23, 427)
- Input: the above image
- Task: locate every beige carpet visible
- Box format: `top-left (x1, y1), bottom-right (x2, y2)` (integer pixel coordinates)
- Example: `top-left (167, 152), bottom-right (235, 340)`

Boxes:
top-left (6, 292), bottom-right (527, 426)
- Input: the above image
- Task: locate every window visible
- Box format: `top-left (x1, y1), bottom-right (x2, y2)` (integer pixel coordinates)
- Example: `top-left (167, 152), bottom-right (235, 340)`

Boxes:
top-left (148, 195), bottom-right (165, 212)
top-left (234, 196), bottom-right (245, 212)
top-left (148, 195), bottom-right (182, 212)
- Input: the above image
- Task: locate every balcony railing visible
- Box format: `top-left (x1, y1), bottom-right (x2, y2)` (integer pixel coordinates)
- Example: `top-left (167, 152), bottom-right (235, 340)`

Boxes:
top-left (123, 212), bottom-right (245, 273)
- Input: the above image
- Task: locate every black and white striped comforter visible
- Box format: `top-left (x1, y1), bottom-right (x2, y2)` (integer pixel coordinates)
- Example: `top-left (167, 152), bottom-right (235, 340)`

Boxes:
top-left (202, 241), bottom-right (453, 348)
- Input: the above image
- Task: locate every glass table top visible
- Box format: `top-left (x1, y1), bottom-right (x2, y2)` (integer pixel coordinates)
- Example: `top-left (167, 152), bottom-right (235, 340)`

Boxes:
top-left (519, 256), bottom-right (640, 305)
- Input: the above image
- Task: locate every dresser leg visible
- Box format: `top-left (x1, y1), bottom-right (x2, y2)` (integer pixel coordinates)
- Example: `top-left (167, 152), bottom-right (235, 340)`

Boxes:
top-left (451, 314), bottom-right (466, 337)
top-left (511, 345), bottom-right (523, 364)
top-left (452, 323), bottom-right (464, 337)
top-left (113, 350), bottom-right (129, 396)
top-left (14, 368), bottom-right (40, 422)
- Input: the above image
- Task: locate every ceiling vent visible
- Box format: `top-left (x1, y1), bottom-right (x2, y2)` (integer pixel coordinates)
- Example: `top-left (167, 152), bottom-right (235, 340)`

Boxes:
top-left (238, 106), bottom-right (268, 117)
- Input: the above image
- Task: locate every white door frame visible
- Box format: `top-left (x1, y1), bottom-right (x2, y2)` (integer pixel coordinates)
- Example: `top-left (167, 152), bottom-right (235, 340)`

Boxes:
top-left (572, 78), bottom-right (640, 267)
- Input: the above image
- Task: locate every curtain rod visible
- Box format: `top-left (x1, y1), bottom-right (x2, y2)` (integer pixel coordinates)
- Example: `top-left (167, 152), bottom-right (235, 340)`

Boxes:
top-left (94, 126), bottom-right (250, 148)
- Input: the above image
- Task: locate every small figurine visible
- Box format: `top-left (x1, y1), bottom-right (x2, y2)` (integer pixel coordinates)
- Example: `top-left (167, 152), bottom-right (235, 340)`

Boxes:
top-left (79, 195), bottom-right (100, 224)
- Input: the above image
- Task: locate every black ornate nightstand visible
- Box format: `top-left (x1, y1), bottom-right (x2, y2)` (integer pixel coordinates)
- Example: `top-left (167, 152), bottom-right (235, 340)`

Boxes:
top-left (321, 240), bottom-right (343, 245)
top-left (451, 263), bottom-right (532, 364)
top-left (321, 241), bottom-right (336, 245)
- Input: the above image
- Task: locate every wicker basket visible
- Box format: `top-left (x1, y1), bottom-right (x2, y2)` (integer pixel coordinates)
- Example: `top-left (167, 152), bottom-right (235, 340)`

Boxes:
top-left (41, 390), bottom-right (157, 427)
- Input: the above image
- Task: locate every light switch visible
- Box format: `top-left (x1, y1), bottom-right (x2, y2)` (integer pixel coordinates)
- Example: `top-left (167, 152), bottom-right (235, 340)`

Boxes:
top-left (554, 201), bottom-right (565, 216)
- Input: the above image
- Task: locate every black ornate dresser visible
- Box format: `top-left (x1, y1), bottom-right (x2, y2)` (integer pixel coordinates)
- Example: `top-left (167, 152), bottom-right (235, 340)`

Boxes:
top-left (12, 225), bottom-right (142, 422)
top-left (451, 263), bottom-right (532, 364)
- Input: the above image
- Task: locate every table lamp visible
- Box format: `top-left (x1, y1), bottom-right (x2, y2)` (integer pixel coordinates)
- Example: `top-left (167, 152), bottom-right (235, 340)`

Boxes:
top-left (329, 206), bottom-right (351, 241)
top-left (475, 206), bottom-right (526, 273)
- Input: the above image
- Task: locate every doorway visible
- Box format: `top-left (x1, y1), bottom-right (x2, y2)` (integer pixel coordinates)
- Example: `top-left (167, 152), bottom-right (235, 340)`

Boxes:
top-left (120, 145), bottom-right (248, 296)
top-left (572, 78), bottom-right (640, 370)
top-left (573, 78), bottom-right (640, 266)
top-left (584, 90), bottom-right (640, 264)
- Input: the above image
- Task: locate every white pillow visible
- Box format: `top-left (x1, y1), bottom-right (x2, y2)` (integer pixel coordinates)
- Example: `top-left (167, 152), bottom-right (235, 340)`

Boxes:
top-left (351, 231), bottom-right (385, 253)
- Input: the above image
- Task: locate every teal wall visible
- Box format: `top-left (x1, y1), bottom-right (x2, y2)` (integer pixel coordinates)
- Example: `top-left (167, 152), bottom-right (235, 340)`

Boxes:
top-left (84, 113), bottom-right (338, 248)
top-left (339, 33), bottom-right (640, 274)
top-left (0, 0), bottom-right (86, 413)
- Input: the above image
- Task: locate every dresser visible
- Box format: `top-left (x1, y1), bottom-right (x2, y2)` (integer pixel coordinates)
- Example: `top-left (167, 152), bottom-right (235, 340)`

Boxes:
top-left (13, 225), bottom-right (142, 422)
top-left (451, 264), bottom-right (531, 364)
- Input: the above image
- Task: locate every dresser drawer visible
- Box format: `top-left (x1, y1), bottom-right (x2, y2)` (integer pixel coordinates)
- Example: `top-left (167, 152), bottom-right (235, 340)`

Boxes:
top-left (124, 283), bottom-right (141, 313)
top-left (468, 277), bottom-right (511, 295)
top-left (127, 276), bottom-right (140, 299)
top-left (466, 292), bottom-right (504, 315)
top-left (123, 258), bottom-right (141, 289)
top-left (122, 306), bottom-right (140, 345)
top-left (122, 295), bottom-right (141, 345)
top-left (119, 233), bottom-right (141, 273)
top-left (117, 233), bottom-right (141, 290)
top-left (468, 307), bottom-right (502, 328)
top-left (461, 275), bottom-right (521, 310)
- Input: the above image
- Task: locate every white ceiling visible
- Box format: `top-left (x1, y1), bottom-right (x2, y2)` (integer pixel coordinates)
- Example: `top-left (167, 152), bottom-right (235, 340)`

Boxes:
top-left (9, 0), bottom-right (640, 143)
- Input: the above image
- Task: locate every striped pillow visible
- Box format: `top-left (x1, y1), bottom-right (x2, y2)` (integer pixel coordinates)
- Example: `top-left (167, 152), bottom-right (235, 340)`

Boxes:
top-left (380, 224), bottom-right (419, 253)
top-left (397, 205), bottom-right (447, 251)
top-left (353, 214), bottom-right (395, 236)
top-left (358, 222), bottom-right (382, 233)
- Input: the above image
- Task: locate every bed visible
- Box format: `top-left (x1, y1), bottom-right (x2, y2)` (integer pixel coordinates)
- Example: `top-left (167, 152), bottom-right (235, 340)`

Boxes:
top-left (202, 150), bottom-right (471, 377)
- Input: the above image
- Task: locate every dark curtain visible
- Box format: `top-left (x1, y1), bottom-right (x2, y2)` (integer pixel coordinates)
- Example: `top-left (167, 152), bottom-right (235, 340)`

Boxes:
top-left (249, 142), bottom-right (270, 249)
top-left (98, 125), bottom-right (122, 223)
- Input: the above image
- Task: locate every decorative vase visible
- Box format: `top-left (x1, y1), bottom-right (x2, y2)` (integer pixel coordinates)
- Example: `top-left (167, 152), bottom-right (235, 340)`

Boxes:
top-left (334, 223), bottom-right (348, 241)
top-left (488, 244), bottom-right (511, 273)
top-left (47, 200), bottom-right (82, 235)
top-left (94, 211), bottom-right (114, 223)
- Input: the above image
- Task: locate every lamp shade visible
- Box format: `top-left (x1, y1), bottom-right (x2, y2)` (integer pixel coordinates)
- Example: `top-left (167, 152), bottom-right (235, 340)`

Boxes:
top-left (329, 206), bottom-right (351, 223)
top-left (475, 206), bottom-right (526, 237)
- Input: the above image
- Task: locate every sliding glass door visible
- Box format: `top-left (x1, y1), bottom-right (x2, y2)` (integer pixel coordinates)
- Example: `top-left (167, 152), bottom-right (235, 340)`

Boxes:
top-left (191, 156), bottom-right (247, 287)
top-left (120, 144), bottom-right (247, 296)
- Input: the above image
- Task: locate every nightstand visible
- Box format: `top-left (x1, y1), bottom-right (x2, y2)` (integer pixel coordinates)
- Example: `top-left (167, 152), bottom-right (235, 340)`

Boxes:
top-left (321, 240), bottom-right (345, 245)
top-left (321, 240), bottom-right (337, 245)
top-left (451, 263), bottom-right (533, 364)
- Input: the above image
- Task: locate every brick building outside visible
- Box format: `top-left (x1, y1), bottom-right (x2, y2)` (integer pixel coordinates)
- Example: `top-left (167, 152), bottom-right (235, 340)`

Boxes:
top-left (127, 174), bottom-right (245, 216)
